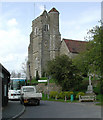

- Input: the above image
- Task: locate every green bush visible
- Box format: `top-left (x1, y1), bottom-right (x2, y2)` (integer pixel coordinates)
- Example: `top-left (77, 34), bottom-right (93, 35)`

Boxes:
top-left (64, 92), bottom-right (69, 97)
top-left (76, 92), bottom-right (85, 100)
top-left (74, 79), bottom-right (88, 92)
top-left (94, 81), bottom-right (102, 95)
top-left (50, 91), bottom-right (58, 99)
top-left (50, 91), bottom-right (75, 100)
top-left (57, 91), bottom-right (74, 100)
top-left (58, 92), bottom-right (65, 99)
top-left (40, 77), bottom-right (47, 80)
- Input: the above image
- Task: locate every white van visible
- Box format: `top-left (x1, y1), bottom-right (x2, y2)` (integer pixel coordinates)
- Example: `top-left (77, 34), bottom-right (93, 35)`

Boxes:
top-left (8, 90), bottom-right (20, 100)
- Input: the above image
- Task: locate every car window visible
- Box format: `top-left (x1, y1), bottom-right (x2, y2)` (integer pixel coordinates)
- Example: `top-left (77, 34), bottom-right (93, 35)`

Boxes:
top-left (23, 88), bottom-right (34, 92)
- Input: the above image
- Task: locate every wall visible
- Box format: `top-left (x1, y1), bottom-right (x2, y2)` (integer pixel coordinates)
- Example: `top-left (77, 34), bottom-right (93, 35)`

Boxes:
top-left (36, 83), bottom-right (62, 94)
top-left (60, 40), bottom-right (78, 59)
top-left (0, 64), bottom-right (10, 107)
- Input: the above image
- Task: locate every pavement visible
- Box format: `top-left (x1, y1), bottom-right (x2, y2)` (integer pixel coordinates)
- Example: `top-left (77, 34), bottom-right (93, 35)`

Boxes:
top-left (2, 100), bottom-right (25, 120)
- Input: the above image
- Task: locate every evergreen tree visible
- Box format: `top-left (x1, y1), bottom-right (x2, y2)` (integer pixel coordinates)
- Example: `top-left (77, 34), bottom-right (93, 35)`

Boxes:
top-left (46, 55), bottom-right (82, 91)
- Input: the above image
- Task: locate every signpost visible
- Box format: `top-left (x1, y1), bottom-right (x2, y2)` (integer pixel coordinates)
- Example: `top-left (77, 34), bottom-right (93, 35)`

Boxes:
top-left (47, 76), bottom-right (51, 99)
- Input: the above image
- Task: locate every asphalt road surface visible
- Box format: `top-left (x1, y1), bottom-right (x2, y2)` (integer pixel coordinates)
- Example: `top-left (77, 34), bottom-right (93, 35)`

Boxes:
top-left (19, 100), bottom-right (101, 118)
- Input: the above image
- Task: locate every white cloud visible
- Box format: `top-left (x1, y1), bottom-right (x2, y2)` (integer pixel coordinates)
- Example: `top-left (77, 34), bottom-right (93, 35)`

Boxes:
top-left (60, 7), bottom-right (100, 40)
top-left (0, 18), bottom-right (29, 72)
top-left (7, 18), bottom-right (18, 27)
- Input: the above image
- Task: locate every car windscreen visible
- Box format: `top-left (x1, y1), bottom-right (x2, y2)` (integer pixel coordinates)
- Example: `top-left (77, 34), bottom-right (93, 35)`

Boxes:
top-left (23, 88), bottom-right (34, 92)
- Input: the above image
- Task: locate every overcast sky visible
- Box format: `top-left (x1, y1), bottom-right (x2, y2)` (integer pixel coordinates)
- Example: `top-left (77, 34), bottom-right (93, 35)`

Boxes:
top-left (0, 1), bottom-right (101, 73)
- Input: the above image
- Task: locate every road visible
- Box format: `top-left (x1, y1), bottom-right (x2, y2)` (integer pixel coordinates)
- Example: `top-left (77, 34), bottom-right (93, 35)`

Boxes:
top-left (19, 100), bottom-right (101, 118)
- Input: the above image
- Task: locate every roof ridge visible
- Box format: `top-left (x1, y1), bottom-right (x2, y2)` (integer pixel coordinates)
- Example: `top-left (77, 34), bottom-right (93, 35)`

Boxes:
top-left (63, 38), bottom-right (88, 43)
top-left (48, 7), bottom-right (59, 13)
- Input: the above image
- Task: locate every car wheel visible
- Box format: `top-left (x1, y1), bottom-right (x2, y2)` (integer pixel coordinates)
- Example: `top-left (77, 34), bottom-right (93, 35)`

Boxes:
top-left (36, 100), bottom-right (40, 106)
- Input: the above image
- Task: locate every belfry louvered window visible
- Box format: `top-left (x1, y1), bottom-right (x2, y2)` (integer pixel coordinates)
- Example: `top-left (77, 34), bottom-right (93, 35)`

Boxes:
top-left (35, 27), bottom-right (38, 35)
top-left (44, 24), bottom-right (49, 31)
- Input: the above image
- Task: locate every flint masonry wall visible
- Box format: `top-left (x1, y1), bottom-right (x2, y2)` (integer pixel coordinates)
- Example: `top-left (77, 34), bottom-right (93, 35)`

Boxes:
top-left (27, 8), bottom-right (61, 78)
top-left (36, 83), bottom-right (62, 93)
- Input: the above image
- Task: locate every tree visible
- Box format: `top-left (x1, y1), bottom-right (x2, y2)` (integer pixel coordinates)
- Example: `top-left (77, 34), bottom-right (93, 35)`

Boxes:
top-left (10, 70), bottom-right (22, 78)
top-left (10, 70), bottom-right (17, 78)
top-left (46, 55), bottom-right (83, 91)
top-left (73, 24), bottom-right (103, 77)
top-left (21, 57), bottom-right (28, 78)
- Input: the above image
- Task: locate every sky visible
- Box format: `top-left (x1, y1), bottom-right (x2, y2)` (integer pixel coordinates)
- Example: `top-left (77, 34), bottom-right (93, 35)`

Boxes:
top-left (0, 1), bottom-right (102, 74)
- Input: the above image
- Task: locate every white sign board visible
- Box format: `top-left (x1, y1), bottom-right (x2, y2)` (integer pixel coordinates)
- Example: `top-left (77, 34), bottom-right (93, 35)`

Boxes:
top-left (38, 80), bottom-right (47, 82)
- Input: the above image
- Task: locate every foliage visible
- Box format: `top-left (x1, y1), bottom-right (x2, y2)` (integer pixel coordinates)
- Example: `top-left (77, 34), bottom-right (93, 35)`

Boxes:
top-left (49, 91), bottom-right (59, 99)
top-left (63, 91), bottom-right (74, 99)
top-left (40, 77), bottom-right (47, 80)
top-left (10, 70), bottom-right (22, 78)
top-left (94, 79), bottom-right (103, 95)
top-left (46, 55), bottom-right (83, 91)
top-left (21, 57), bottom-right (28, 78)
top-left (100, 79), bottom-right (103, 94)
top-left (73, 25), bottom-right (103, 77)
top-left (49, 91), bottom-right (74, 100)
top-left (63, 92), bottom-right (69, 98)
top-left (58, 92), bottom-right (65, 99)
top-left (76, 92), bottom-right (85, 100)
top-left (27, 77), bottom-right (38, 84)
top-left (96, 94), bottom-right (103, 102)
top-left (74, 78), bottom-right (89, 92)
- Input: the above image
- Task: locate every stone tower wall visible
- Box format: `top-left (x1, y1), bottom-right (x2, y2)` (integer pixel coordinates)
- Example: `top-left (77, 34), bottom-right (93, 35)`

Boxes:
top-left (48, 12), bottom-right (61, 60)
top-left (27, 8), bottom-right (61, 79)
top-left (40, 11), bottom-right (50, 76)
top-left (32, 16), bottom-right (42, 77)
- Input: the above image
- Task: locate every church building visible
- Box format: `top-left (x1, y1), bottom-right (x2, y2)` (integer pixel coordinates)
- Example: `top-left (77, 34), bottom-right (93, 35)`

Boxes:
top-left (27, 7), bottom-right (88, 79)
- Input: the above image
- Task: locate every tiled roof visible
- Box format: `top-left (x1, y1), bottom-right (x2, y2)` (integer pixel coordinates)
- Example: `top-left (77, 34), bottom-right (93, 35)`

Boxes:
top-left (63, 39), bottom-right (88, 53)
top-left (48, 7), bottom-right (59, 13)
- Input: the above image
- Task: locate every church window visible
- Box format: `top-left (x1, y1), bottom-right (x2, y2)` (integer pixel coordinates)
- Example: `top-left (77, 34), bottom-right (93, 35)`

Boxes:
top-left (44, 24), bottom-right (49, 31)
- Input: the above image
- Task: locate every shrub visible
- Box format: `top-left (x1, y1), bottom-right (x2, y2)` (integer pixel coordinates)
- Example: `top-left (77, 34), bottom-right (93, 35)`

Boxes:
top-left (94, 81), bottom-right (101, 95)
top-left (76, 92), bottom-right (85, 100)
top-left (58, 92), bottom-right (65, 99)
top-left (64, 92), bottom-right (69, 97)
top-left (63, 92), bottom-right (69, 100)
top-left (58, 91), bottom-right (74, 100)
top-left (50, 91), bottom-right (58, 99)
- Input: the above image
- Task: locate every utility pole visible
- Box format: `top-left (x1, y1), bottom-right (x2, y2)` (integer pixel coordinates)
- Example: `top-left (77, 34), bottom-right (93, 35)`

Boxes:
top-left (101, 1), bottom-right (103, 25)
top-left (34, 3), bottom-right (35, 19)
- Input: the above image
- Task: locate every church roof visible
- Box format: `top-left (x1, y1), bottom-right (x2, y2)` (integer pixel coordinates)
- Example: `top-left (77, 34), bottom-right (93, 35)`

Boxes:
top-left (48, 7), bottom-right (59, 13)
top-left (63, 38), bottom-right (88, 53)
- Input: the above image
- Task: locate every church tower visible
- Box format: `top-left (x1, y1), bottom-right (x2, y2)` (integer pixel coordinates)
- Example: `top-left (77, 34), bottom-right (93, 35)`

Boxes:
top-left (48, 8), bottom-right (61, 60)
top-left (27, 7), bottom-right (61, 78)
